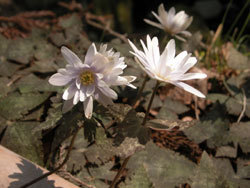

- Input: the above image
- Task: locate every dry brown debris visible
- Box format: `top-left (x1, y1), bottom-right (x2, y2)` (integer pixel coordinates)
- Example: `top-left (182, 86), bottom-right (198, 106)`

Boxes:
top-left (0, 10), bottom-right (56, 39)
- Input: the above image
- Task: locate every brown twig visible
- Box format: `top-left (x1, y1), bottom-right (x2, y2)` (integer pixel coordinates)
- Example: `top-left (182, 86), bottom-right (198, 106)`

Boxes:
top-left (19, 123), bottom-right (83, 188)
top-left (59, 170), bottom-right (96, 188)
top-left (58, 0), bottom-right (83, 11)
top-left (85, 12), bottom-right (128, 43)
top-left (194, 96), bottom-right (200, 120)
top-left (110, 156), bottom-right (131, 188)
top-left (0, 10), bottom-right (56, 38)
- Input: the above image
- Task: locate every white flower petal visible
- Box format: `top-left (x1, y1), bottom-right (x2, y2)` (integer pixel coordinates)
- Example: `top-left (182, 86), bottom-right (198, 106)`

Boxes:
top-left (144, 4), bottom-right (192, 40)
top-left (94, 91), bottom-right (113, 107)
top-left (129, 35), bottom-right (207, 98)
top-left (62, 99), bottom-right (74, 113)
top-left (63, 83), bottom-right (77, 100)
top-left (80, 87), bottom-right (86, 102)
top-left (174, 53), bottom-right (191, 72)
top-left (175, 35), bottom-right (187, 42)
top-left (84, 43), bottom-right (97, 66)
top-left (86, 84), bottom-right (95, 97)
top-left (61, 46), bottom-right (82, 67)
top-left (179, 73), bottom-right (207, 81)
top-left (73, 90), bottom-right (80, 105)
top-left (173, 81), bottom-right (205, 98)
top-left (84, 96), bottom-right (93, 119)
top-left (167, 7), bottom-right (176, 26)
top-left (49, 73), bottom-right (72, 86)
top-left (144, 19), bottom-right (164, 30)
top-left (75, 77), bottom-right (81, 89)
top-left (98, 85), bottom-right (117, 100)
top-left (181, 57), bottom-right (197, 73)
top-left (179, 30), bottom-right (192, 37)
top-left (159, 39), bottom-right (175, 74)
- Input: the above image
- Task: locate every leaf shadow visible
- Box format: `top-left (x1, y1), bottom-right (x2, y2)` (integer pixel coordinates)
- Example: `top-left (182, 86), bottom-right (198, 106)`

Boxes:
top-left (8, 159), bottom-right (62, 188)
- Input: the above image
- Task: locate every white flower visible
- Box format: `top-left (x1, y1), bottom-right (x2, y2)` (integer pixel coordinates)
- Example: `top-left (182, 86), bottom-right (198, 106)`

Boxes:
top-left (144, 3), bottom-right (193, 41)
top-left (128, 35), bottom-right (207, 98)
top-left (49, 44), bottom-right (136, 119)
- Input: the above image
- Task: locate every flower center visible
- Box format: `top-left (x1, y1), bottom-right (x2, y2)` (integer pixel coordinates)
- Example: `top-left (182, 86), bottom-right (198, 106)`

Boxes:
top-left (80, 71), bottom-right (95, 86)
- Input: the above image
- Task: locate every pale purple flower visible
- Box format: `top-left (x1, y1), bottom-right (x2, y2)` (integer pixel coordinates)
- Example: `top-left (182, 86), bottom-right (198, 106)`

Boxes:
top-left (144, 3), bottom-right (193, 41)
top-left (129, 35), bottom-right (207, 98)
top-left (49, 44), bottom-right (136, 119)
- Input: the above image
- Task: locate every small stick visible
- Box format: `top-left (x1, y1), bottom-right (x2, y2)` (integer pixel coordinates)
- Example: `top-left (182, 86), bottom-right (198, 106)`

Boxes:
top-left (110, 156), bottom-right (131, 188)
top-left (85, 13), bottom-right (128, 43)
top-left (59, 170), bottom-right (96, 188)
top-left (237, 89), bottom-right (246, 123)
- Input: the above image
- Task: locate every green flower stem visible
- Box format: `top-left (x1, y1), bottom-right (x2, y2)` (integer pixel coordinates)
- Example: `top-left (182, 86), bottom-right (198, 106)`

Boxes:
top-left (236, 12), bottom-right (250, 42)
top-left (20, 124), bottom-right (83, 188)
top-left (226, 0), bottom-right (250, 38)
top-left (142, 80), bottom-right (160, 126)
top-left (133, 74), bottom-right (149, 108)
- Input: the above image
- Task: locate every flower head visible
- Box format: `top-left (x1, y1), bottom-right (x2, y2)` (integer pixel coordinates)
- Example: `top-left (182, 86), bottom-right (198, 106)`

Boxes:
top-left (144, 3), bottom-right (193, 41)
top-left (128, 35), bottom-right (207, 98)
top-left (49, 44), bottom-right (136, 119)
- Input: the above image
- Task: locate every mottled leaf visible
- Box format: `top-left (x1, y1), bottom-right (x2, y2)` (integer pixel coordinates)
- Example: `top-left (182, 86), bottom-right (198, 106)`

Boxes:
top-left (215, 145), bottom-right (237, 158)
top-left (16, 73), bottom-right (62, 93)
top-left (208, 93), bottom-right (250, 118)
top-left (237, 159), bottom-right (250, 179)
top-left (0, 92), bottom-right (50, 120)
top-left (191, 152), bottom-right (249, 188)
top-left (184, 103), bottom-right (230, 147)
top-left (85, 128), bottom-right (115, 164)
top-left (32, 103), bottom-right (63, 133)
top-left (89, 161), bottom-right (116, 180)
top-left (1, 121), bottom-right (44, 166)
top-left (227, 46), bottom-right (250, 70)
top-left (127, 141), bottom-right (196, 188)
top-left (116, 137), bottom-right (145, 158)
top-left (6, 38), bottom-right (34, 64)
top-left (115, 109), bottom-right (150, 145)
top-left (224, 122), bottom-right (250, 153)
top-left (0, 77), bottom-right (13, 98)
top-left (120, 165), bottom-right (153, 188)
top-left (30, 59), bottom-right (58, 73)
top-left (0, 60), bottom-right (21, 77)
top-left (51, 106), bottom-right (83, 151)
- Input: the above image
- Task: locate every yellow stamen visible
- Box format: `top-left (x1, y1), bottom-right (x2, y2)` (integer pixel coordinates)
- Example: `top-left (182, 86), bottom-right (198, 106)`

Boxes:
top-left (80, 71), bottom-right (95, 86)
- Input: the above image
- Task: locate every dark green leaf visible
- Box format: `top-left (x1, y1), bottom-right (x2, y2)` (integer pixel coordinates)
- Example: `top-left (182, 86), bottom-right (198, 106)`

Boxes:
top-left (227, 46), bottom-right (250, 70)
top-left (0, 60), bottom-right (21, 77)
top-left (16, 73), bottom-right (62, 93)
top-left (225, 122), bottom-right (250, 153)
top-left (120, 165), bottom-right (153, 188)
top-left (191, 152), bottom-right (249, 188)
top-left (1, 121), bottom-right (44, 166)
top-left (184, 103), bottom-right (230, 147)
top-left (51, 106), bottom-right (83, 151)
top-left (127, 141), bottom-right (196, 188)
top-left (0, 92), bottom-right (50, 120)
top-left (0, 77), bottom-right (13, 98)
top-left (115, 109), bottom-right (150, 145)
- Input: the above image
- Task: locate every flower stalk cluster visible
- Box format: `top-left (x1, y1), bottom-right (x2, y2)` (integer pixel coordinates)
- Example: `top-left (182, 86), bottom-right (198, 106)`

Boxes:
top-left (49, 3), bottom-right (207, 123)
